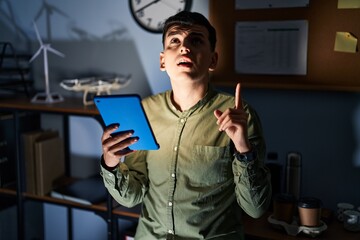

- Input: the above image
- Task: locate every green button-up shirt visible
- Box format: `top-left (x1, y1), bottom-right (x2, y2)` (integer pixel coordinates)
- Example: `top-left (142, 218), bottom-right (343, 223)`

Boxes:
top-left (100, 86), bottom-right (271, 240)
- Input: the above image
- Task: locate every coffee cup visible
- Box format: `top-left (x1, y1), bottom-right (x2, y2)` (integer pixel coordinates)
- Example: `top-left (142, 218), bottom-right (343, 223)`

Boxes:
top-left (273, 193), bottom-right (296, 224)
top-left (298, 197), bottom-right (322, 227)
top-left (343, 210), bottom-right (360, 232)
top-left (337, 202), bottom-right (354, 222)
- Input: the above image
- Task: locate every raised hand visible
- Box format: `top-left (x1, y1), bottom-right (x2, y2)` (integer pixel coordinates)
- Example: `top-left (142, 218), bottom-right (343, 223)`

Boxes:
top-left (213, 83), bottom-right (251, 153)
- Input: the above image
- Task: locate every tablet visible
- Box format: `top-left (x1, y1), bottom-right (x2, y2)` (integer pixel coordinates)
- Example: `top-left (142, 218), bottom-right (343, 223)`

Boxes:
top-left (94, 94), bottom-right (159, 150)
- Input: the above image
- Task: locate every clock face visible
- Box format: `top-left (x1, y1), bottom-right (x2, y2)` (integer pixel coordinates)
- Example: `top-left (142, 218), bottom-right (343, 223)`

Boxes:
top-left (129, 0), bottom-right (192, 33)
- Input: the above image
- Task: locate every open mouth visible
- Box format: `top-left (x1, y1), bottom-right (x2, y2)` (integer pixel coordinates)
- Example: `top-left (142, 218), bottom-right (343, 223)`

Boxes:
top-left (177, 59), bottom-right (193, 68)
top-left (178, 62), bottom-right (193, 67)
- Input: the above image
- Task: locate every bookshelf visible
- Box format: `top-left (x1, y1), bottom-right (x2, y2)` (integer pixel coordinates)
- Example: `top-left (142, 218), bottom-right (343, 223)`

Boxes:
top-left (0, 42), bottom-right (33, 97)
top-left (0, 97), bottom-right (140, 240)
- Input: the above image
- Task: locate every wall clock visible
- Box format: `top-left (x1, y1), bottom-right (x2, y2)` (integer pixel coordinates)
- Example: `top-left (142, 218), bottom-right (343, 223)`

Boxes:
top-left (129, 0), bottom-right (192, 33)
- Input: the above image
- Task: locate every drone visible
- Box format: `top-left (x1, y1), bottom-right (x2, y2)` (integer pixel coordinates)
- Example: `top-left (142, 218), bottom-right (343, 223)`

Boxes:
top-left (60, 75), bottom-right (131, 105)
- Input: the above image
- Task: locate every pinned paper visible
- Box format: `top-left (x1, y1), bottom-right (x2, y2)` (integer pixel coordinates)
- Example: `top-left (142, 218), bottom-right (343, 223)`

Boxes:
top-left (338, 0), bottom-right (360, 9)
top-left (334, 32), bottom-right (357, 53)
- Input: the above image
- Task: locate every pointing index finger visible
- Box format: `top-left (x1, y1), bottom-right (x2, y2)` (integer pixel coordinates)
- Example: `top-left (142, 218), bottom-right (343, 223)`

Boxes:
top-left (235, 83), bottom-right (243, 109)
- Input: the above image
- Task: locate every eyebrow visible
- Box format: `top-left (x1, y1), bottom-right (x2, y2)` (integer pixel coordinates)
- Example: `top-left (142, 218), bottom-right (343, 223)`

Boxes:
top-left (166, 30), bottom-right (206, 39)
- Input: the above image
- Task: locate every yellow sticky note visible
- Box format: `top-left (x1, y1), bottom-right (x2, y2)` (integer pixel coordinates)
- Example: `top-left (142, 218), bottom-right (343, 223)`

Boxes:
top-left (334, 32), bottom-right (357, 53)
top-left (338, 0), bottom-right (360, 8)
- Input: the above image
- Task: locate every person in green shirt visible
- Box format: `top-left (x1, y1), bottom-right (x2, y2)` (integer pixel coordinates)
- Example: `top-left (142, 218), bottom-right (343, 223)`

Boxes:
top-left (100, 11), bottom-right (271, 240)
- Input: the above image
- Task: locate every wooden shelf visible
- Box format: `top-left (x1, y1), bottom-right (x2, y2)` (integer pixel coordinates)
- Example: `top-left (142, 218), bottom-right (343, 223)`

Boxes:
top-left (113, 204), bottom-right (141, 220)
top-left (0, 187), bottom-right (107, 211)
top-left (0, 188), bottom-right (17, 196)
top-left (0, 97), bottom-right (99, 116)
top-left (0, 188), bottom-right (140, 220)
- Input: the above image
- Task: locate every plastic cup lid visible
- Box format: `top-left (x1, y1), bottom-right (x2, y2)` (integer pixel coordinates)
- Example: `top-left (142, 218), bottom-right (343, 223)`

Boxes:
top-left (298, 197), bottom-right (322, 208)
top-left (343, 210), bottom-right (360, 217)
top-left (274, 193), bottom-right (296, 203)
top-left (337, 202), bottom-right (354, 209)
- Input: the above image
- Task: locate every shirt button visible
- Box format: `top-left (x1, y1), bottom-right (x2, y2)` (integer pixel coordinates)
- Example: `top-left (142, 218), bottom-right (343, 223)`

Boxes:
top-left (180, 118), bottom-right (185, 123)
top-left (168, 202), bottom-right (173, 206)
top-left (168, 230), bottom-right (174, 234)
top-left (171, 173), bottom-right (175, 178)
top-left (173, 146), bottom-right (178, 151)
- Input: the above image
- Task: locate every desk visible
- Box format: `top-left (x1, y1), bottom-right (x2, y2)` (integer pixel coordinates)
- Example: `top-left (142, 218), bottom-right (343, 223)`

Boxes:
top-left (243, 212), bottom-right (360, 240)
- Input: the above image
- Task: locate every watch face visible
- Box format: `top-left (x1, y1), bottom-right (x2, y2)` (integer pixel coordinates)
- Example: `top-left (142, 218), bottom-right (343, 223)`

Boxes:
top-left (129, 0), bottom-right (192, 33)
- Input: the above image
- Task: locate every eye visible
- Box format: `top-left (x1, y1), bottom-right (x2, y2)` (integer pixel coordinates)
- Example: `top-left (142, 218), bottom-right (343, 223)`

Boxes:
top-left (170, 37), bottom-right (180, 44)
top-left (191, 37), bottom-right (204, 46)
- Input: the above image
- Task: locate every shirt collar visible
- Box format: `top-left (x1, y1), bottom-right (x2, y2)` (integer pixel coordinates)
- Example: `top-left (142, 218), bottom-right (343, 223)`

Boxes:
top-left (166, 84), bottom-right (217, 117)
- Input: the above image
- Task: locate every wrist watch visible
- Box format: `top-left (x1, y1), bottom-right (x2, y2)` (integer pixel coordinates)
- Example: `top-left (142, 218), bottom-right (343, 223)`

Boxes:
top-left (234, 148), bottom-right (257, 163)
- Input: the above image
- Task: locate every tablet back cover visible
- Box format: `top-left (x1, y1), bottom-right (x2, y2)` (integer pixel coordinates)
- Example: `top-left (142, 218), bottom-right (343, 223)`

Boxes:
top-left (94, 95), bottom-right (159, 150)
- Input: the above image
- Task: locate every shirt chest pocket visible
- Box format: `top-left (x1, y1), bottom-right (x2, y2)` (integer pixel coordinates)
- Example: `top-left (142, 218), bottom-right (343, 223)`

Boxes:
top-left (186, 145), bottom-right (232, 187)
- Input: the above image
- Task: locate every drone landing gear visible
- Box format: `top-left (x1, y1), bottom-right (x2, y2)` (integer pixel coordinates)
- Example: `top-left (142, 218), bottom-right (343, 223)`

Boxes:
top-left (83, 89), bottom-right (111, 106)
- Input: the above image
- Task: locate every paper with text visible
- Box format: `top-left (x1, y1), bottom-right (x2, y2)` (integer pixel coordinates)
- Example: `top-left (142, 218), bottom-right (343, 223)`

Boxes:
top-left (235, 20), bottom-right (308, 75)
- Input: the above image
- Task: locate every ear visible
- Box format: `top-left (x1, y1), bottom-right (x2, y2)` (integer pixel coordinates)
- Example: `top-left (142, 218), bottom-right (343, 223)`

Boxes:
top-left (209, 52), bottom-right (218, 72)
top-left (160, 52), bottom-right (166, 71)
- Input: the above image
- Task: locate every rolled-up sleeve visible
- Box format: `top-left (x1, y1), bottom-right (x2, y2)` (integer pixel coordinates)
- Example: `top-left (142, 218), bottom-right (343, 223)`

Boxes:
top-left (100, 151), bottom-right (148, 208)
top-left (233, 103), bottom-right (272, 218)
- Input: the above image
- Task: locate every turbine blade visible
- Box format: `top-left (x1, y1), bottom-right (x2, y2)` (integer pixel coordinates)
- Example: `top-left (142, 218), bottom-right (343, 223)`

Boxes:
top-left (34, 6), bottom-right (44, 21)
top-left (29, 47), bottom-right (43, 63)
top-left (51, 5), bottom-right (69, 18)
top-left (33, 21), bottom-right (43, 45)
top-left (46, 46), bottom-right (65, 58)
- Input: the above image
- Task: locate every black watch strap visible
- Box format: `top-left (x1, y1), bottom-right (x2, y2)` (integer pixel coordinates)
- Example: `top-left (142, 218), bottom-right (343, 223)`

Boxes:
top-left (234, 148), bottom-right (257, 163)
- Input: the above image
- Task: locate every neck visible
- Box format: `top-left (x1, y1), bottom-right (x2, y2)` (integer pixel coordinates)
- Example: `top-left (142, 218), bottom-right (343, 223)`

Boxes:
top-left (171, 82), bottom-right (208, 112)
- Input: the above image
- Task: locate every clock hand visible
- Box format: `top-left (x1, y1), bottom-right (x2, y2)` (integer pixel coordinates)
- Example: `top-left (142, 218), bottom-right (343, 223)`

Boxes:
top-left (135, 0), bottom-right (161, 13)
top-left (161, 1), bottom-right (179, 11)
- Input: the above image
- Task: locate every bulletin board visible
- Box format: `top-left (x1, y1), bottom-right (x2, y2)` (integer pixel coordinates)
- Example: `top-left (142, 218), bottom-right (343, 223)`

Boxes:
top-left (209, 0), bottom-right (360, 91)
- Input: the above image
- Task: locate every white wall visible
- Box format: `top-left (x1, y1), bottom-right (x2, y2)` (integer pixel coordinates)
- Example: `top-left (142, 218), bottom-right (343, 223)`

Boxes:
top-left (1, 0), bottom-right (208, 95)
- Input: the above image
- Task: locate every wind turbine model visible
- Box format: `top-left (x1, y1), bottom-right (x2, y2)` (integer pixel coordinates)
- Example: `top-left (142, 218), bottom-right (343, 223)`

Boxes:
top-left (29, 21), bottom-right (65, 103)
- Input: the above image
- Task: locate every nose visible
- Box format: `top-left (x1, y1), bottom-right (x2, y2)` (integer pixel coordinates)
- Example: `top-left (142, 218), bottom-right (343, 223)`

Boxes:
top-left (180, 42), bottom-right (190, 54)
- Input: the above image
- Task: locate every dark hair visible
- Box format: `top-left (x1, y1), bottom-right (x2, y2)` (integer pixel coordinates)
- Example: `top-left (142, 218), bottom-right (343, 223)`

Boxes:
top-left (162, 11), bottom-right (217, 51)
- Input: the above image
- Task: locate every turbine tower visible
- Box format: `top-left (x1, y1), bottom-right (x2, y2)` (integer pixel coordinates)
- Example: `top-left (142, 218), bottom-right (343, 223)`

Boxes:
top-left (29, 21), bottom-right (65, 103)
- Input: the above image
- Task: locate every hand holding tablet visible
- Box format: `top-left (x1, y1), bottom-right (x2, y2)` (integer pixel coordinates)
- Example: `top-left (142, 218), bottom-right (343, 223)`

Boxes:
top-left (94, 94), bottom-right (159, 151)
